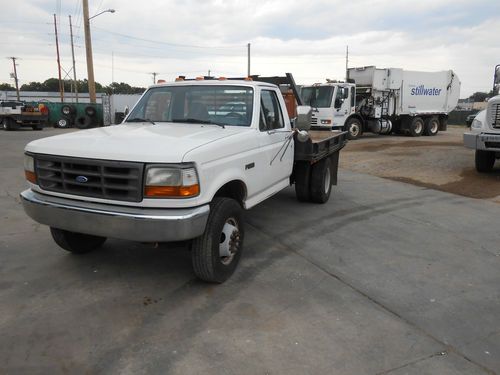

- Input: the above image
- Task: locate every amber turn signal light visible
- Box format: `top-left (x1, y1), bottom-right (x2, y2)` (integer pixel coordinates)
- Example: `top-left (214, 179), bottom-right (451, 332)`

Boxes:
top-left (25, 170), bottom-right (37, 184)
top-left (145, 184), bottom-right (199, 197)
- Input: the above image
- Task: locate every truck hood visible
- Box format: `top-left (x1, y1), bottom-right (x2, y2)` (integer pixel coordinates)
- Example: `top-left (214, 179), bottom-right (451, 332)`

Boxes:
top-left (25, 123), bottom-right (246, 163)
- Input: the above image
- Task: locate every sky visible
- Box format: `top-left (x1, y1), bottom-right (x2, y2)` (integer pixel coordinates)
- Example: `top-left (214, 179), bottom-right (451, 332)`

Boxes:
top-left (1, 0), bottom-right (499, 98)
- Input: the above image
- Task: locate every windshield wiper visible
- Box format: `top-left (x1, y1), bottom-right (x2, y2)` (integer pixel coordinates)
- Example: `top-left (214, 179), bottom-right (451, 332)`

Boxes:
top-left (126, 117), bottom-right (156, 125)
top-left (171, 118), bottom-right (225, 128)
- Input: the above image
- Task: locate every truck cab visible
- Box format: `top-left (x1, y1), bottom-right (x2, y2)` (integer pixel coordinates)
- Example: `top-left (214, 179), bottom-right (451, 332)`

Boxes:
top-left (300, 82), bottom-right (357, 132)
top-left (464, 95), bottom-right (500, 172)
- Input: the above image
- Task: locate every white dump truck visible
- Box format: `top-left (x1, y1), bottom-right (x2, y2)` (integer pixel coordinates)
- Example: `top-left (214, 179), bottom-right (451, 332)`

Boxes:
top-left (300, 66), bottom-right (461, 139)
top-left (20, 75), bottom-right (348, 283)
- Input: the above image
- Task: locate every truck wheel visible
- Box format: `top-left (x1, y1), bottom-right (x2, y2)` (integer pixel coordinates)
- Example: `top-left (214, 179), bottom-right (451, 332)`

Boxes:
top-left (2, 118), bottom-right (11, 130)
top-left (57, 117), bottom-right (70, 128)
top-left (424, 117), bottom-right (439, 136)
top-left (294, 162), bottom-right (311, 202)
top-left (76, 115), bottom-right (93, 129)
top-left (310, 157), bottom-right (332, 204)
top-left (3, 118), bottom-right (19, 131)
top-left (345, 118), bottom-right (363, 140)
top-left (408, 117), bottom-right (424, 137)
top-left (475, 150), bottom-right (495, 173)
top-left (61, 105), bottom-right (75, 116)
top-left (191, 198), bottom-right (244, 283)
top-left (50, 227), bottom-right (106, 254)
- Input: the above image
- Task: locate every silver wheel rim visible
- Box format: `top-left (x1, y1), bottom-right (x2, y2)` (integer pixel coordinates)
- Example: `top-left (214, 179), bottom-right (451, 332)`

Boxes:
top-left (349, 123), bottom-right (360, 137)
top-left (431, 120), bottom-right (438, 133)
top-left (58, 119), bottom-right (67, 128)
top-left (219, 217), bottom-right (240, 265)
top-left (415, 121), bottom-right (423, 134)
top-left (324, 166), bottom-right (331, 194)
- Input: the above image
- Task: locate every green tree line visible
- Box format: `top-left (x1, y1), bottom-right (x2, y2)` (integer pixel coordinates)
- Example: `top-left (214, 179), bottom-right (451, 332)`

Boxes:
top-left (0, 79), bottom-right (145, 95)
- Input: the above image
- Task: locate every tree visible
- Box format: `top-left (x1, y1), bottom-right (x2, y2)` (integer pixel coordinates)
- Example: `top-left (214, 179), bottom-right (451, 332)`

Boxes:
top-left (0, 83), bottom-right (15, 91)
top-left (469, 90), bottom-right (494, 102)
top-left (104, 82), bottom-right (145, 95)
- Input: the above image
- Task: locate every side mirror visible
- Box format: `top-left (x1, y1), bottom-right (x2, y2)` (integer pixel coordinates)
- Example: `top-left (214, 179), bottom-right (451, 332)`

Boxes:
top-left (295, 105), bottom-right (312, 130)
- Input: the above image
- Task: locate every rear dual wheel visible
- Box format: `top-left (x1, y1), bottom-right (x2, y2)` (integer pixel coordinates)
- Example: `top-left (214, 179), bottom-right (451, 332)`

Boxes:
top-left (294, 158), bottom-right (333, 204)
top-left (423, 117), bottom-right (439, 136)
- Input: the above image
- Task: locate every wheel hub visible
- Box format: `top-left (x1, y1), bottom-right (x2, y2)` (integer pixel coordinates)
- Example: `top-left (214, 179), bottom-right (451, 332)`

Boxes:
top-left (219, 219), bottom-right (240, 264)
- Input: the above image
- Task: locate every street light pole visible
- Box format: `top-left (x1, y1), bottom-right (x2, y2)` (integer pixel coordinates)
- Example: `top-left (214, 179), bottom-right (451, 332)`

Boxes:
top-left (82, 2), bottom-right (115, 104)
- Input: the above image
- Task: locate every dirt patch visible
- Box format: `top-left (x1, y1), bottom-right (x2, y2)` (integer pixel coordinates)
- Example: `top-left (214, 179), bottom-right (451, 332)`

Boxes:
top-left (340, 126), bottom-right (500, 203)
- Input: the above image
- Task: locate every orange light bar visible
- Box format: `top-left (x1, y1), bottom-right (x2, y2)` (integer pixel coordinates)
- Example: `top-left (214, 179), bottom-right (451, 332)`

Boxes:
top-left (157, 79), bottom-right (166, 84)
top-left (145, 184), bottom-right (200, 197)
top-left (218, 77), bottom-right (227, 80)
top-left (244, 77), bottom-right (253, 81)
top-left (195, 76), bottom-right (204, 81)
top-left (25, 170), bottom-right (37, 184)
top-left (175, 77), bottom-right (184, 81)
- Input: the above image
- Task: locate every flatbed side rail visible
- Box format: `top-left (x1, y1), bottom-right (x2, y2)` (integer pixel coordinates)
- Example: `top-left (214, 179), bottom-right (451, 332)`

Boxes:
top-left (294, 131), bottom-right (348, 162)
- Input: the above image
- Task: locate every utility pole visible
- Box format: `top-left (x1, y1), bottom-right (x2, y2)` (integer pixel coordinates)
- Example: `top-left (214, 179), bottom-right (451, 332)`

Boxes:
top-left (69, 15), bottom-right (78, 103)
top-left (8, 57), bottom-right (20, 101)
top-left (151, 72), bottom-right (159, 84)
top-left (247, 43), bottom-right (251, 77)
top-left (208, 69), bottom-right (211, 77)
top-left (82, 0), bottom-right (96, 103)
top-left (53, 14), bottom-right (64, 102)
top-left (345, 45), bottom-right (349, 81)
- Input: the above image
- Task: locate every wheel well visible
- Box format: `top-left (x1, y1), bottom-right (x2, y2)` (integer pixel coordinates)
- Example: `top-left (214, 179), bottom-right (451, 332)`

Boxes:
top-left (214, 180), bottom-right (247, 207)
top-left (346, 114), bottom-right (364, 129)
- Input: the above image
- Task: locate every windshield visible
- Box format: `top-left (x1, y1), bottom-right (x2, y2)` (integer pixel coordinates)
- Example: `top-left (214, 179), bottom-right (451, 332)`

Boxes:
top-left (126, 85), bottom-right (254, 127)
top-left (300, 86), bottom-right (334, 108)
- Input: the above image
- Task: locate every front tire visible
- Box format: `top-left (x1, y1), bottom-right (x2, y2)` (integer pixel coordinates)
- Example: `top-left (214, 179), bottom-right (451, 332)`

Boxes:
top-left (310, 157), bottom-right (332, 203)
top-left (50, 227), bottom-right (106, 254)
top-left (191, 198), bottom-right (244, 283)
top-left (475, 150), bottom-right (495, 173)
top-left (345, 118), bottom-right (363, 140)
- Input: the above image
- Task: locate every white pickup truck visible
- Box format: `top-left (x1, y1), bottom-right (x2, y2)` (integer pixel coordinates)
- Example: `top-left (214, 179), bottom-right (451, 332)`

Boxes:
top-left (464, 95), bottom-right (500, 172)
top-left (21, 78), bottom-right (347, 283)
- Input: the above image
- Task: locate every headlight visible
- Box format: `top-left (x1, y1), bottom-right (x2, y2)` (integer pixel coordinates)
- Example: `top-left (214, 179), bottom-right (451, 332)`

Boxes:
top-left (24, 154), bottom-right (36, 184)
top-left (471, 118), bottom-right (482, 129)
top-left (320, 119), bottom-right (332, 125)
top-left (144, 166), bottom-right (199, 198)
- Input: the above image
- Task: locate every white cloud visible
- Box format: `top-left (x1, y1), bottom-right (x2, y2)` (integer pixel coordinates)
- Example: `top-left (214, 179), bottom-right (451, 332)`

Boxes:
top-left (0, 0), bottom-right (499, 96)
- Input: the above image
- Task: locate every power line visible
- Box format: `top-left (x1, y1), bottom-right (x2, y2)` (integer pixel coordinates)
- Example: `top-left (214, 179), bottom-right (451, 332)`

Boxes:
top-left (91, 26), bottom-right (244, 50)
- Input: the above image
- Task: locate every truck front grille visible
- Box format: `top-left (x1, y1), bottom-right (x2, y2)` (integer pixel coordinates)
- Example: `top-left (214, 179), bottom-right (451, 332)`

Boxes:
top-left (35, 155), bottom-right (144, 202)
top-left (492, 103), bottom-right (500, 128)
top-left (310, 117), bottom-right (318, 126)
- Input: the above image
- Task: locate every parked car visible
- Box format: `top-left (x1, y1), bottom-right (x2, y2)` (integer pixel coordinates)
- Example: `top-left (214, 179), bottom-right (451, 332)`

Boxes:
top-left (465, 112), bottom-right (479, 127)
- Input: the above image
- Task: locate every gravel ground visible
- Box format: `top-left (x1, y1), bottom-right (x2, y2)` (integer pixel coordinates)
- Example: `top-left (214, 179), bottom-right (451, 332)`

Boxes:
top-left (340, 125), bottom-right (500, 203)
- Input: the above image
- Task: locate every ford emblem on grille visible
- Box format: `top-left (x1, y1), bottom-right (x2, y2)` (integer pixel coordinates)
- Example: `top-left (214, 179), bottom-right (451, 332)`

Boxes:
top-left (75, 175), bottom-right (89, 183)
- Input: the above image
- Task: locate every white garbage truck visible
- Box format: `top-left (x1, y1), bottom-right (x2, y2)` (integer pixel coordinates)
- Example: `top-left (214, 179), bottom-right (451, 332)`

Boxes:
top-left (463, 66), bottom-right (500, 172)
top-left (300, 66), bottom-right (461, 139)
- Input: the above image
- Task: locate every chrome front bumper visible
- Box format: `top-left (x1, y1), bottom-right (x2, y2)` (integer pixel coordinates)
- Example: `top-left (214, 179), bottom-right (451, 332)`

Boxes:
top-left (464, 132), bottom-right (500, 151)
top-left (21, 190), bottom-right (209, 242)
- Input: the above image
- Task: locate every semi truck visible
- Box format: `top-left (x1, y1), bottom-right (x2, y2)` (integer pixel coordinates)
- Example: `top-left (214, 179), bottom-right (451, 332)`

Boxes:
top-left (300, 66), bottom-right (461, 139)
top-left (20, 75), bottom-right (348, 283)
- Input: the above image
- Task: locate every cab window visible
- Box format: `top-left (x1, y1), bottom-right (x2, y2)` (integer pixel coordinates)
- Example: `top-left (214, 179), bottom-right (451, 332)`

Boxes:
top-left (259, 90), bottom-right (284, 131)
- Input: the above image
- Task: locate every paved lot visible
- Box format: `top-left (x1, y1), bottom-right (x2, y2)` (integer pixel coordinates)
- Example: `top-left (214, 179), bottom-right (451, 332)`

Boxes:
top-left (1, 128), bottom-right (499, 374)
top-left (341, 126), bottom-right (500, 203)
